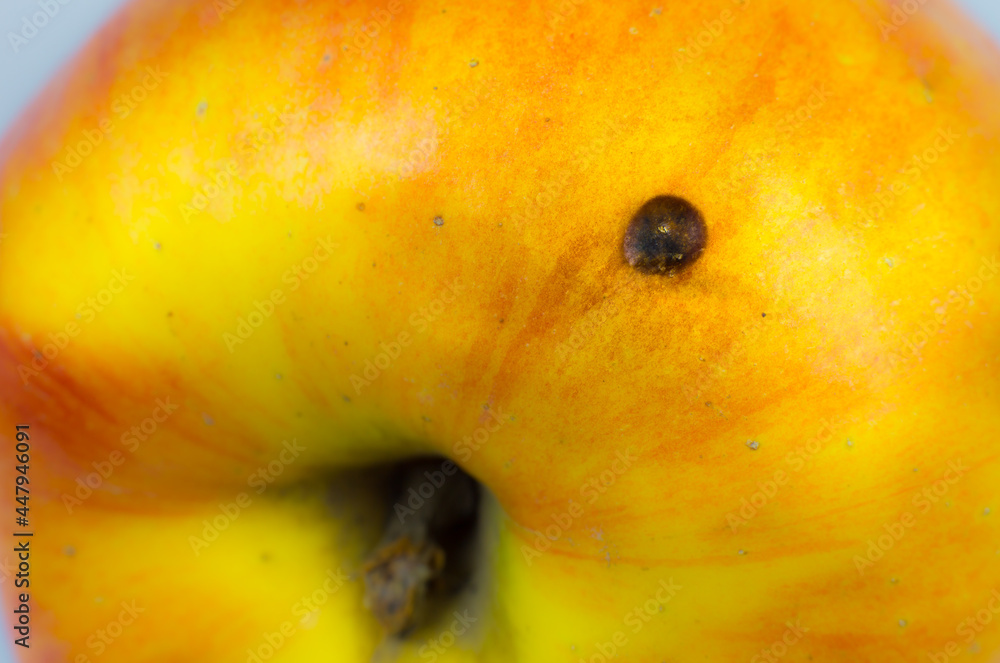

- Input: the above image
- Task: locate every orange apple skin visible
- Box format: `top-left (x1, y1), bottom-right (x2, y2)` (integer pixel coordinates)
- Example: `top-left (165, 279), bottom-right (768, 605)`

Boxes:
top-left (2, 0), bottom-right (1000, 661)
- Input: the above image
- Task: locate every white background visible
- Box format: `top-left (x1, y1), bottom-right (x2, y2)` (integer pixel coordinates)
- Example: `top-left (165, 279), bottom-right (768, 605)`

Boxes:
top-left (1, 1), bottom-right (999, 662)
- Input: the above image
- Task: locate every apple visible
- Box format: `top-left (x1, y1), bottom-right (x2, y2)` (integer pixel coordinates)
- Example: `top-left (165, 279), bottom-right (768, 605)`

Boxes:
top-left (2, 0), bottom-right (1000, 661)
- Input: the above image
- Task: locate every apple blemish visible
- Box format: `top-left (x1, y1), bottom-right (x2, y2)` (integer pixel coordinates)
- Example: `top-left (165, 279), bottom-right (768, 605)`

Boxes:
top-left (623, 196), bottom-right (707, 274)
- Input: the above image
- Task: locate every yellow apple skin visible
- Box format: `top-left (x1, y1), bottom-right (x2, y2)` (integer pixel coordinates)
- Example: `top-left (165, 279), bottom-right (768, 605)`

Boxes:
top-left (2, 0), bottom-right (1000, 661)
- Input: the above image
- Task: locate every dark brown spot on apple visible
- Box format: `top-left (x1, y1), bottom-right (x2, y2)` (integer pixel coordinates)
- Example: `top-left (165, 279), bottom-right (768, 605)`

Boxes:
top-left (623, 196), bottom-right (707, 275)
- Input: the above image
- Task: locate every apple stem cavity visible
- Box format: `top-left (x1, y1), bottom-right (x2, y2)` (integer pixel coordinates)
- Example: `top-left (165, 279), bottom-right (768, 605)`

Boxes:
top-left (361, 458), bottom-right (480, 637)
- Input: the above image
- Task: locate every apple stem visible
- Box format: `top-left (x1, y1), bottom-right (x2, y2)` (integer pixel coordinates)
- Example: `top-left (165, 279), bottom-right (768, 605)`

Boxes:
top-left (361, 459), bottom-right (478, 636)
